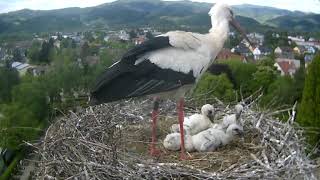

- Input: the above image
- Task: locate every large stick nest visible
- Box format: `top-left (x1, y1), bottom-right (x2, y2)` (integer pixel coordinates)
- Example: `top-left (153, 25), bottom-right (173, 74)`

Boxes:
top-left (32, 95), bottom-right (318, 179)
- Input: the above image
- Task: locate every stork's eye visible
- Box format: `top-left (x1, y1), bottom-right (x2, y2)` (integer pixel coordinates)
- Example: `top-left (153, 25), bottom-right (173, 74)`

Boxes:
top-left (208, 110), bottom-right (212, 114)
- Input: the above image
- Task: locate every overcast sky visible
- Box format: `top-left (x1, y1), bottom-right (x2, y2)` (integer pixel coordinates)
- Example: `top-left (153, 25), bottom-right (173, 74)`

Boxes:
top-left (0, 0), bottom-right (319, 14)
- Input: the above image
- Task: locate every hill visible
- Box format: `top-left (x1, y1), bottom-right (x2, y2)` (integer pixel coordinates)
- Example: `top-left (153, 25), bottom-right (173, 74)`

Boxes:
top-left (266, 14), bottom-right (320, 32)
top-left (0, 8), bottom-right (86, 34)
top-left (0, 0), bottom-right (318, 35)
top-left (232, 4), bottom-right (307, 23)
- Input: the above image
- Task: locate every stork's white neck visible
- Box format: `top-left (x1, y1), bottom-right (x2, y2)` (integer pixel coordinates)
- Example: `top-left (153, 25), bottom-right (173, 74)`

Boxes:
top-left (209, 18), bottom-right (229, 43)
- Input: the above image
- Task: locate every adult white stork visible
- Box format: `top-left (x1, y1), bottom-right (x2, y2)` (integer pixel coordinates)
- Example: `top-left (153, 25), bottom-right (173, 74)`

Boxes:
top-left (90, 3), bottom-right (252, 159)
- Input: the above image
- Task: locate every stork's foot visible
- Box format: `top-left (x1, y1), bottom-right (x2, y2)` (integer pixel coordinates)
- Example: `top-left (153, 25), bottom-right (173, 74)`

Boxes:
top-left (180, 152), bottom-right (188, 160)
top-left (149, 146), bottom-right (161, 156)
top-left (180, 152), bottom-right (193, 160)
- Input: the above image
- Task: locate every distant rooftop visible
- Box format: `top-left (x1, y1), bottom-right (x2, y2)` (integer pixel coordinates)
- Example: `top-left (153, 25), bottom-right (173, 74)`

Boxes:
top-left (11, 61), bottom-right (30, 70)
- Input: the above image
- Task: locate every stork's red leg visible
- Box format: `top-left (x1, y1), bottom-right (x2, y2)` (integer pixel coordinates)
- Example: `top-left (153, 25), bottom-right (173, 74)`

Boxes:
top-left (149, 97), bottom-right (161, 156)
top-left (178, 98), bottom-right (187, 160)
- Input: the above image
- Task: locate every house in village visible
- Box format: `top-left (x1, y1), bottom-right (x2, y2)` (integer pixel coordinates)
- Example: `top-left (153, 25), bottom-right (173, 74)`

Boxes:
top-left (292, 45), bottom-right (317, 68)
top-left (11, 61), bottom-right (48, 76)
top-left (253, 47), bottom-right (261, 60)
top-left (247, 33), bottom-right (264, 46)
top-left (274, 61), bottom-right (297, 77)
top-left (290, 37), bottom-right (320, 50)
top-left (293, 46), bottom-right (307, 55)
top-left (104, 30), bottom-right (132, 42)
top-left (304, 54), bottom-right (314, 63)
top-left (27, 66), bottom-right (48, 76)
top-left (133, 36), bottom-right (147, 45)
top-left (118, 30), bottom-right (130, 41)
top-left (274, 47), bottom-right (283, 54)
top-left (260, 46), bottom-right (272, 55)
top-left (252, 46), bottom-right (272, 60)
top-left (288, 36), bottom-right (305, 42)
top-left (274, 58), bottom-right (300, 77)
top-left (104, 35), bottom-right (110, 42)
top-left (305, 46), bottom-right (316, 54)
top-left (11, 62), bottom-right (31, 76)
top-left (51, 35), bottom-right (58, 40)
top-left (105, 34), bottom-right (122, 42)
top-left (272, 33), bottom-right (280, 38)
top-left (274, 46), bottom-right (295, 59)
top-left (304, 54), bottom-right (315, 68)
top-left (231, 43), bottom-right (252, 57)
top-left (72, 36), bottom-right (82, 44)
top-left (217, 48), bottom-right (248, 63)
top-left (308, 37), bottom-right (316, 41)
top-left (54, 41), bottom-right (61, 49)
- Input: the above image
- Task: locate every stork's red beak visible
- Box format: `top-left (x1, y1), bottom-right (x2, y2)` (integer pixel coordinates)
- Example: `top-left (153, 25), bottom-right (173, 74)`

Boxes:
top-left (230, 17), bottom-right (254, 50)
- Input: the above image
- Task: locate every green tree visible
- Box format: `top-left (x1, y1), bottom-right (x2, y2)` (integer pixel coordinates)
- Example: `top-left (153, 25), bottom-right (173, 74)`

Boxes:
top-left (12, 48), bottom-right (24, 62)
top-left (11, 80), bottom-right (49, 121)
top-left (252, 66), bottom-right (277, 92)
top-left (61, 38), bottom-right (77, 49)
top-left (0, 103), bottom-right (40, 150)
top-left (264, 30), bottom-right (290, 48)
top-left (57, 34), bottom-right (63, 41)
top-left (38, 41), bottom-right (51, 63)
top-left (27, 41), bottom-right (41, 64)
top-left (264, 31), bottom-right (278, 48)
top-left (0, 66), bottom-right (20, 103)
top-left (84, 32), bottom-right (94, 42)
top-left (297, 54), bottom-right (320, 146)
top-left (129, 30), bottom-right (137, 39)
top-left (222, 60), bottom-right (258, 97)
top-left (292, 67), bottom-right (305, 102)
top-left (257, 56), bottom-right (276, 67)
top-left (99, 49), bottom-right (114, 68)
top-left (37, 38), bottom-right (55, 64)
top-left (61, 38), bottom-right (70, 49)
top-left (261, 76), bottom-right (295, 107)
top-left (193, 73), bottom-right (236, 103)
top-left (48, 38), bottom-right (54, 49)
top-left (80, 42), bottom-right (90, 58)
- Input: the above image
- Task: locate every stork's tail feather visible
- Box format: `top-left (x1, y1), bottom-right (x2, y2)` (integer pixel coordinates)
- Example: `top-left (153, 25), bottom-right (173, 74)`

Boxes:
top-left (90, 61), bottom-right (135, 104)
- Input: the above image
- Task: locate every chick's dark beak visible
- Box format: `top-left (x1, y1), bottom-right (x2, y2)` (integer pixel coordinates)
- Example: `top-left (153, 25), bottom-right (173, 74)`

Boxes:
top-left (207, 110), bottom-right (214, 122)
top-left (230, 17), bottom-right (254, 49)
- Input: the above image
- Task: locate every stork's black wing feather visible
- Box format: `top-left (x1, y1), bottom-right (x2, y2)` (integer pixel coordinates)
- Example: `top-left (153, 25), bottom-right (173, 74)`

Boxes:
top-left (121, 36), bottom-right (172, 64)
top-left (90, 36), bottom-right (174, 103)
top-left (90, 60), bottom-right (195, 104)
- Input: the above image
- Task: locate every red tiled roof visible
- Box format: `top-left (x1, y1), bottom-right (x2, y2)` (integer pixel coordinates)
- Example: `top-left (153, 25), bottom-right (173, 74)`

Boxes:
top-left (217, 49), bottom-right (247, 62)
top-left (277, 61), bottom-right (296, 75)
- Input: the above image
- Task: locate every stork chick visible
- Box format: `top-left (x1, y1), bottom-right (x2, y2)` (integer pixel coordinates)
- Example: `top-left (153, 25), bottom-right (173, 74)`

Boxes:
top-left (163, 133), bottom-right (194, 152)
top-left (213, 103), bottom-right (244, 130)
top-left (171, 104), bottom-right (214, 135)
top-left (192, 123), bottom-right (244, 152)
